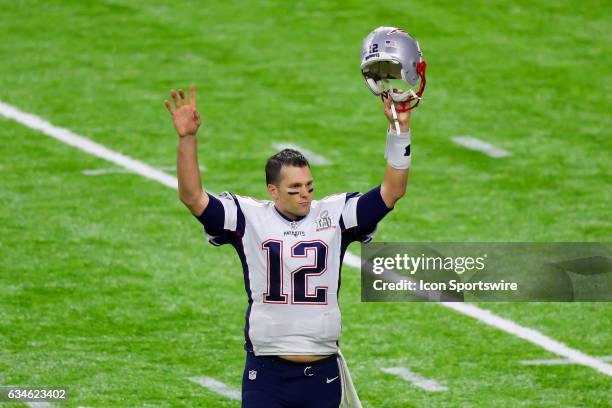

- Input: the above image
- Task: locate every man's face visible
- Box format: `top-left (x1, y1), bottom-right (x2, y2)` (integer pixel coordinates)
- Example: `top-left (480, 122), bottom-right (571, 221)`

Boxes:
top-left (268, 165), bottom-right (313, 219)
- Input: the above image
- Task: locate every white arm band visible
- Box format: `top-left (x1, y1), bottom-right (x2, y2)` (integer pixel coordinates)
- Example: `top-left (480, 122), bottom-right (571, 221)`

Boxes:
top-left (385, 127), bottom-right (411, 169)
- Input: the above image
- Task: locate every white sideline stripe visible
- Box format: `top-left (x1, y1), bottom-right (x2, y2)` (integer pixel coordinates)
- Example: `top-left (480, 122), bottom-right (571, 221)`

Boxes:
top-left (521, 356), bottom-right (612, 366)
top-left (357, 251), bottom-right (612, 377)
top-left (451, 136), bottom-right (510, 158)
top-left (82, 165), bottom-right (205, 176)
top-left (0, 101), bottom-right (177, 189)
top-left (272, 142), bottom-right (332, 165)
top-left (343, 251), bottom-right (361, 269)
top-left (441, 302), bottom-right (612, 376)
top-left (188, 377), bottom-right (241, 401)
top-left (2, 100), bottom-right (610, 378)
top-left (382, 367), bottom-right (447, 392)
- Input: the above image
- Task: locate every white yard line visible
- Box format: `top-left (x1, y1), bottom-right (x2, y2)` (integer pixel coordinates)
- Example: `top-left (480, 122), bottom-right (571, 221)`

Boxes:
top-left (188, 377), bottom-right (241, 401)
top-left (521, 356), bottom-right (612, 366)
top-left (0, 101), bottom-right (177, 189)
top-left (272, 142), bottom-right (332, 165)
top-left (82, 165), bottom-right (204, 176)
top-left (381, 367), bottom-right (447, 392)
top-left (441, 302), bottom-right (612, 376)
top-left (343, 251), bottom-right (361, 268)
top-left (451, 136), bottom-right (510, 158)
top-left (1, 101), bottom-right (610, 378)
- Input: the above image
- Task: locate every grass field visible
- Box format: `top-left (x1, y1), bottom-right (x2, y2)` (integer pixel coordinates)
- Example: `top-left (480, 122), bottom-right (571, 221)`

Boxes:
top-left (0, 0), bottom-right (610, 407)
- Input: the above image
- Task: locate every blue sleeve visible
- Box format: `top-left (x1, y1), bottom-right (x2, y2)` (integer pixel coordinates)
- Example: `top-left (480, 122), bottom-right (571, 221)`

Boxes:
top-left (356, 185), bottom-right (393, 234)
top-left (195, 193), bottom-right (225, 237)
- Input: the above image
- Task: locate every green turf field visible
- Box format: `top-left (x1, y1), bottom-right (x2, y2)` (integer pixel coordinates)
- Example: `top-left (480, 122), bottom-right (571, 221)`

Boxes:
top-left (0, 0), bottom-right (610, 407)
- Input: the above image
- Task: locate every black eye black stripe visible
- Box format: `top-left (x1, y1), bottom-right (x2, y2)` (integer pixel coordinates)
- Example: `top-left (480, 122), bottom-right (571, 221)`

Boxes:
top-left (287, 187), bottom-right (314, 195)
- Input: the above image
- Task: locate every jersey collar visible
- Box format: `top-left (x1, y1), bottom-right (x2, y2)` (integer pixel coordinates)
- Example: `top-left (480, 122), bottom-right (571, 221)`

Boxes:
top-left (273, 205), bottom-right (309, 227)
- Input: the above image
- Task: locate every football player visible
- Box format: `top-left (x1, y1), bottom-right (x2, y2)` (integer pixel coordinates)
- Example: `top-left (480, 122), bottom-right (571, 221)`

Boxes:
top-left (165, 27), bottom-right (424, 408)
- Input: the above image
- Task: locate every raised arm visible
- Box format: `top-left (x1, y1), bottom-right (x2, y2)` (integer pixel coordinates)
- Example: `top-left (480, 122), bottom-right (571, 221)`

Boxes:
top-left (379, 93), bottom-right (410, 209)
top-left (165, 85), bottom-right (209, 216)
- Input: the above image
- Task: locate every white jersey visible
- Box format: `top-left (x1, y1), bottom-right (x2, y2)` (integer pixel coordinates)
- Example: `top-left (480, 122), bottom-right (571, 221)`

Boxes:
top-left (205, 191), bottom-right (372, 356)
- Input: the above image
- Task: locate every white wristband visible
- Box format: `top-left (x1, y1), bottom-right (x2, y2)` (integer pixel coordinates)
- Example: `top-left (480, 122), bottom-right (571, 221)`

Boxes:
top-left (385, 127), bottom-right (411, 169)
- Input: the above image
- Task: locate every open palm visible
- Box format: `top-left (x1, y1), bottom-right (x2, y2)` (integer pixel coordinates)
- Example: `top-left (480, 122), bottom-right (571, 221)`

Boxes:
top-left (165, 86), bottom-right (201, 137)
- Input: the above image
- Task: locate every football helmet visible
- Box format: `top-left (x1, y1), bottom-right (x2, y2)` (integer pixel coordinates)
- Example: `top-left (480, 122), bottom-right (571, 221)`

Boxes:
top-left (360, 26), bottom-right (427, 111)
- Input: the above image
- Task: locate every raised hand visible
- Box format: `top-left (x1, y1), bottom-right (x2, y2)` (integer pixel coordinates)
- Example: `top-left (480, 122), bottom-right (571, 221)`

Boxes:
top-left (382, 92), bottom-right (410, 133)
top-left (165, 85), bottom-right (201, 137)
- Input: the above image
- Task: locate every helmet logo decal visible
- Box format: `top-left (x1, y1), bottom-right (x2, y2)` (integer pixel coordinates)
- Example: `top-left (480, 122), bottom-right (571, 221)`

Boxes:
top-left (387, 28), bottom-right (407, 35)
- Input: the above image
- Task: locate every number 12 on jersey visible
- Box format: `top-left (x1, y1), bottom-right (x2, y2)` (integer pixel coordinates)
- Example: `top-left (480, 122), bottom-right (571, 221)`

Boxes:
top-left (262, 240), bottom-right (329, 305)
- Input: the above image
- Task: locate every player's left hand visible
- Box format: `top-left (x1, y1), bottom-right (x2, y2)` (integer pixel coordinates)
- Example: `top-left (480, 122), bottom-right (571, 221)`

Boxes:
top-left (382, 92), bottom-right (410, 132)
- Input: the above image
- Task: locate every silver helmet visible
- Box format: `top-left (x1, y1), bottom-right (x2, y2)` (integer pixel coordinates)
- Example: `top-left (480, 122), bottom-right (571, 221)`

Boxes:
top-left (360, 26), bottom-right (427, 110)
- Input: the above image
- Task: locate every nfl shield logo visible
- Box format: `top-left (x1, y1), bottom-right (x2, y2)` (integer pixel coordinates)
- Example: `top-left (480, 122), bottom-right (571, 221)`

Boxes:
top-left (248, 370), bottom-right (257, 380)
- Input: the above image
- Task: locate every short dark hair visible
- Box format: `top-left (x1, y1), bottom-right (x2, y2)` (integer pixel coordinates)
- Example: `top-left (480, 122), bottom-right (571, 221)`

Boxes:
top-left (265, 149), bottom-right (310, 185)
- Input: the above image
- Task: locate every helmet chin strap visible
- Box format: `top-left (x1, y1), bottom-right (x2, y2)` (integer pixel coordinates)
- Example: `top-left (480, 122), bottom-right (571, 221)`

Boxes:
top-left (379, 59), bottom-right (428, 114)
top-left (365, 59), bottom-right (427, 134)
top-left (389, 87), bottom-right (412, 102)
top-left (404, 59), bottom-right (427, 111)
